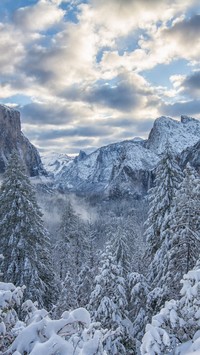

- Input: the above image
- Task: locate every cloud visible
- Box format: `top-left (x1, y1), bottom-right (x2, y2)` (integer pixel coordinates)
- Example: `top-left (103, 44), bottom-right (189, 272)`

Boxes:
top-left (16, 20), bottom-right (98, 93)
top-left (138, 14), bottom-right (200, 70)
top-left (0, 0), bottom-right (200, 154)
top-left (81, 72), bottom-right (157, 113)
top-left (33, 125), bottom-right (114, 140)
top-left (0, 24), bottom-right (24, 74)
top-left (161, 99), bottom-right (200, 117)
top-left (182, 71), bottom-right (200, 96)
top-left (20, 102), bottom-right (77, 125)
top-left (85, 81), bottom-right (139, 112)
top-left (13, 0), bottom-right (65, 32)
top-left (91, 0), bottom-right (197, 36)
top-left (165, 14), bottom-right (200, 40)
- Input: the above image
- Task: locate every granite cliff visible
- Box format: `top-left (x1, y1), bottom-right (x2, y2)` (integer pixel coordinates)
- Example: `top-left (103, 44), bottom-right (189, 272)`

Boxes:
top-left (0, 105), bottom-right (44, 176)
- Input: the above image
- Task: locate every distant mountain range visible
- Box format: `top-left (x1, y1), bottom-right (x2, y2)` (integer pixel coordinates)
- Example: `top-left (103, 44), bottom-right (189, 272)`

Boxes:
top-left (0, 104), bottom-right (199, 199)
top-left (42, 114), bottom-right (200, 198)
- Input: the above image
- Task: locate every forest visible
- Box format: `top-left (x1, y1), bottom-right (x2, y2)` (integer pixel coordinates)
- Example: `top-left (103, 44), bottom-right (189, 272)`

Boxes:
top-left (0, 149), bottom-right (200, 355)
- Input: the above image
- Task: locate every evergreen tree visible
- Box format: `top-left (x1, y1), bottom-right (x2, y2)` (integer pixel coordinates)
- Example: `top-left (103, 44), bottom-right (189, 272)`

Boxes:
top-left (145, 149), bottom-right (183, 265)
top-left (111, 225), bottom-right (131, 276)
top-left (0, 152), bottom-right (55, 308)
top-left (162, 163), bottom-right (200, 299)
top-left (77, 221), bottom-right (97, 307)
top-left (55, 200), bottom-right (86, 282)
top-left (141, 266), bottom-right (200, 355)
top-left (89, 242), bottom-right (134, 354)
top-left (141, 150), bottom-right (183, 320)
top-left (128, 272), bottom-right (150, 342)
top-left (54, 272), bottom-right (78, 318)
top-left (145, 149), bottom-right (183, 291)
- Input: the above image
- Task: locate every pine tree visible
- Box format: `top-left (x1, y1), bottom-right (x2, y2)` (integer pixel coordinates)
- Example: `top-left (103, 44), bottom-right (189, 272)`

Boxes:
top-left (145, 148), bottom-right (183, 265)
top-left (162, 163), bottom-right (200, 299)
top-left (55, 200), bottom-right (86, 282)
top-left (54, 272), bottom-right (78, 318)
top-left (89, 242), bottom-right (134, 354)
top-left (0, 152), bottom-right (55, 308)
top-left (128, 272), bottom-right (150, 342)
top-left (76, 221), bottom-right (97, 307)
top-left (141, 266), bottom-right (200, 355)
top-left (144, 149), bottom-right (183, 291)
top-left (111, 225), bottom-right (131, 276)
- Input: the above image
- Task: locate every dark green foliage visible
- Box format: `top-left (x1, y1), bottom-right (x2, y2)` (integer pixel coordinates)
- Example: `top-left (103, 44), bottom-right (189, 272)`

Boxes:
top-left (0, 152), bottom-right (56, 308)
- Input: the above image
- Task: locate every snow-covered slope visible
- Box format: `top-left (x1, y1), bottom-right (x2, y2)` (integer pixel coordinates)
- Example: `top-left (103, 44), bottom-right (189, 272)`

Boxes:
top-left (41, 152), bottom-right (72, 177)
top-left (43, 115), bottom-right (200, 198)
top-left (56, 139), bottom-right (159, 197)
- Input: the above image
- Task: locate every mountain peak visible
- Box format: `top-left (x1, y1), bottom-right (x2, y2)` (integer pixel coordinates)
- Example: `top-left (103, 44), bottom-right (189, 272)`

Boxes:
top-left (147, 115), bottom-right (200, 154)
top-left (181, 115), bottom-right (198, 124)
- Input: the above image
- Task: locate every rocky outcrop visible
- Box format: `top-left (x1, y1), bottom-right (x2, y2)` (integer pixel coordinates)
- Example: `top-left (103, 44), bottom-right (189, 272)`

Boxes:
top-left (0, 104), bottom-right (45, 176)
top-left (180, 140), bottom-right (200, 173)
top-left (146, 115), bottom-right (200, 154)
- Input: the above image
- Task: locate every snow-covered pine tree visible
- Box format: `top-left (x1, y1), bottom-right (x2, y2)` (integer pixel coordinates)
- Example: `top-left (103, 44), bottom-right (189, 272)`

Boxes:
top-left (162, 163), bottom-right (200, 299)
top-left (141, 265), bottom-right (200, 355)
top-left (89, 242), bottom-right (134, 354)
top-left (145, 148), bottom-right (183, 268)
top-left (0, 152), bottom-right (55, 308)
top-left (128, 272), bottom-right (150, 343)
top-left (144, 148), bottom-right (183, 293)
top-left (76, 222), bottom-right (97, 308)
top-left (55, 200), bottom-right (86, 282)
top-left (0, 279), bottom-right (25, 352)
top-left (111, 225), bottom-right (131, 277)
top-left (54, 271), bottom-right (78, 318)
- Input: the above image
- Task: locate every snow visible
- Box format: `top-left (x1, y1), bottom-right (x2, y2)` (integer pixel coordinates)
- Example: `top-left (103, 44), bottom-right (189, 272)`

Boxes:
top-left (69, 307), bottom-right (91, 327)
top-left (41, 152), bottom-right (73, 176)
top-left (46, 115), bottom-right (200, 195)
top-left (8, 302), bottom-right (106, 355)
top-left (56, 140), bottom-right (159, 191)
top-left (147, 115), bottom-right (200, 155)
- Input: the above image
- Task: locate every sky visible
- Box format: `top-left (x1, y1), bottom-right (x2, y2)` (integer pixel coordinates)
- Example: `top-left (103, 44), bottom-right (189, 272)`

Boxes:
top-left (0, 0), bottom-right (200, 154)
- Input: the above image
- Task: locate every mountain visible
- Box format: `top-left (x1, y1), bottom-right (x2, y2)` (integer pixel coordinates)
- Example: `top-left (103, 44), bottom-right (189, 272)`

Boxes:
top-left (146, 115), bottom-right (200, 154)
top-left (0, 104), bottom-right (45, 176)
top-left (41, 152), bottom-right (72, 177)
top-left (42, 115), bottom-right (200, 198)
top-left (55, 140), bottom-right (159, 198)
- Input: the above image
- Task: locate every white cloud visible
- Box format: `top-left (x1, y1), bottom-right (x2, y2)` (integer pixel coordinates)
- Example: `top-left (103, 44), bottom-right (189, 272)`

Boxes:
top-left (0, 24), bottom-right (25, 74)
top-left (14, 0), bottom-right (65, 32)
top-left (138, 15), bottom-right (200, 68)
top-left (0, 0), bottom-right (200, 153)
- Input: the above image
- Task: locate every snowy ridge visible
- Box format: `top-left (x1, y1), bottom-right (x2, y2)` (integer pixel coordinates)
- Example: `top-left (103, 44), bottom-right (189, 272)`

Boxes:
top-left (41, 152), bottom-right (73, 176)
top-left (43, 115), bottom-right (200, 196)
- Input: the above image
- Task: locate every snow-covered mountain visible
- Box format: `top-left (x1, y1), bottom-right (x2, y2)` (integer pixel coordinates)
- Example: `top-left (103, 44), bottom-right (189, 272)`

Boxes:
top-left (42, 115), bottom-right (200, 198)
top-left (146, 115), bottom-right (200, 154)
top-left (41, 152), bottom-right (72, 177)
top-left (0, 104), bottom-right (45, 176)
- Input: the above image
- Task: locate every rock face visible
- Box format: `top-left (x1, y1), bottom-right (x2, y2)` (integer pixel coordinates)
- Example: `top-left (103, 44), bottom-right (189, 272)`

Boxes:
top-left (0, 105), bottom-right (44, 176)
top-left (43, 115), bottom-right (200, 199)
top-left (55, 140), bottom-right (159, 198)
top-left (146, 115), bottom-right (200, 154)
top-left (180, 140), bottom-right (200, 173)
top-left (41, 152), bottom-right (72, 177)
